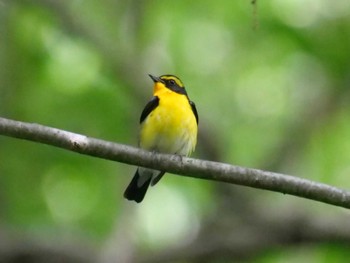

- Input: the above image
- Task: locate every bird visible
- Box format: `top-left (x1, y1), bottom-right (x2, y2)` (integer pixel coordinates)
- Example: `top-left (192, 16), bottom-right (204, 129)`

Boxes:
top-left (123, 74), bottom-right (198, 203)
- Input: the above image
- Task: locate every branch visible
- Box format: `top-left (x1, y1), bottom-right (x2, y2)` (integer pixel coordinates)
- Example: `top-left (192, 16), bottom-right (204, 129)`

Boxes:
top-left (139, 212), bottom-right (350, 263)
top-left (0, 228), bottom-right (96, 263)
top-left (1, 116), bottom-right (350, 209)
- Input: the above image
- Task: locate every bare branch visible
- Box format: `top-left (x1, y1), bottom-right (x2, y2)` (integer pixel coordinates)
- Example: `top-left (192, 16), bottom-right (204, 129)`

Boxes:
top-left (1, 116), bottom-right (350, 209)
top-left (0, 227), bottom-right (96, 263)
top-left (138, 213), bottom-right (350, 263)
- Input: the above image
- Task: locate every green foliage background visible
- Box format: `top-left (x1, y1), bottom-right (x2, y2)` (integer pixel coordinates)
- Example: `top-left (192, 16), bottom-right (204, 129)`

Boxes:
top-left (1, 0), bottom-right (350, 262)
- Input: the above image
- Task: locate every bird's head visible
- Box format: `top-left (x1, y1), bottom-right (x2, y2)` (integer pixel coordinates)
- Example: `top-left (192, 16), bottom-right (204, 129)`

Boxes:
top-left (149, 74), bottom-right (187, 95)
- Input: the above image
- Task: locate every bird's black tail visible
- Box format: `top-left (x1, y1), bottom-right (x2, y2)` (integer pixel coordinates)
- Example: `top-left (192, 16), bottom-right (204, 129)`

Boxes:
top-left (124, 169), bottom-right (152, 203)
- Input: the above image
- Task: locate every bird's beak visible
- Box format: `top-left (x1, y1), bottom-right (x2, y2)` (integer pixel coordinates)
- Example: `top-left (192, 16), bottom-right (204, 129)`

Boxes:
top-left (149, 74), bottom-right (163, 83)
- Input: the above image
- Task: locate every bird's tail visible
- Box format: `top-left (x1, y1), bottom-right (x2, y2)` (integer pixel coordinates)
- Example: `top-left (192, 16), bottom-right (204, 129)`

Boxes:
top-left (123, 169), bottom-right (152, 203)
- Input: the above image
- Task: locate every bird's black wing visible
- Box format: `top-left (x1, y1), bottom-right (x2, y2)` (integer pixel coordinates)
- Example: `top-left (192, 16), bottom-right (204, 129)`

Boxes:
top-left (140, 96), bottom-right (159, 123)
top-left (190, 100), bottom-right (199, 124)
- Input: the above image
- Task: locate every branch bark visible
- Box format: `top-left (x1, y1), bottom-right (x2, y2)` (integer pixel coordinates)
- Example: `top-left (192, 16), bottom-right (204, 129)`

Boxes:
top-left (1, 116), bottom-right (350, 209)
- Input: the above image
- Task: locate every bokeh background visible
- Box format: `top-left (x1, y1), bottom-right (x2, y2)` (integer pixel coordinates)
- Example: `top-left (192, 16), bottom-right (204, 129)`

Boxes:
top-left (1, 0), bottom-right (350, 262)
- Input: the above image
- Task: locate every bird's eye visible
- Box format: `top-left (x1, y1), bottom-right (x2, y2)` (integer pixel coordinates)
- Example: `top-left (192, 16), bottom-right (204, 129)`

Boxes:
top-left (169, 79), bottom-right (176, 85)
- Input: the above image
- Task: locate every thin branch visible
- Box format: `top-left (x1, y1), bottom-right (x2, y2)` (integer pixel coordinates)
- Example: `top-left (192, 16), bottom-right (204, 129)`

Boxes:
top-left (1, 116), bottom-right (350, 209)
top-left (139, 212), bottom-right (350, 263)
top-left (0, 227), bottom-right (96, 263)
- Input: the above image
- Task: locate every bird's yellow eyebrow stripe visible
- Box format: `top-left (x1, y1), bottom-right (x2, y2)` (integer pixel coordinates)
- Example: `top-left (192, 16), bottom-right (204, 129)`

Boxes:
top-left (160, 75), bottom-right (184, 88)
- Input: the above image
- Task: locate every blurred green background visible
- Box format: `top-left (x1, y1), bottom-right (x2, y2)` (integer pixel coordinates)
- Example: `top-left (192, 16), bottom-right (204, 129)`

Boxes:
top-left (1, 0), bottom-right (350, 262)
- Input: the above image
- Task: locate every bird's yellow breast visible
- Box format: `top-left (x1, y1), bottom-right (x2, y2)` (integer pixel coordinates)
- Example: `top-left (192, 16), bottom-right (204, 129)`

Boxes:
top-left (139, 88), bottom-right (197, 156)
